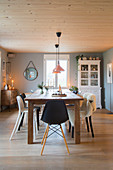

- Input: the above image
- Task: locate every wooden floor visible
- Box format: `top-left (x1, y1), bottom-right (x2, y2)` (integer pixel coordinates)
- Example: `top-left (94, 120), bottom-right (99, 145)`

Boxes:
top-left (0, 108), bottom-right (113, 170)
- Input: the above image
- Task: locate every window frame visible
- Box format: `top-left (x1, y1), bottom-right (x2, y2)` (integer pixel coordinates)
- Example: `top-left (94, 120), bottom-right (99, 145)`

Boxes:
top-left (43, 54), bottom-right (70, 88)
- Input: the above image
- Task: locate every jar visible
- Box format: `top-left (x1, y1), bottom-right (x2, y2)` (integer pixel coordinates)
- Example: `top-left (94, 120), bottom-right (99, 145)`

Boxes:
top-left (96, 57), bottom-right (99, 60)
top-left (89, 56), bottom-right (92, 60)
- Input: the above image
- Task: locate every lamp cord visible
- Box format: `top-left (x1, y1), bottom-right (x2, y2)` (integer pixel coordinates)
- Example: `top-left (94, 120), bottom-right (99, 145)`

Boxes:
top-left (58, 37), bottom-right (60, 64)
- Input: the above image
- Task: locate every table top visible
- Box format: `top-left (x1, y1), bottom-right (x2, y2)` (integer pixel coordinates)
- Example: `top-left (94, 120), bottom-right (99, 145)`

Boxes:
top-left (25, 89), bottom-right (83, 101)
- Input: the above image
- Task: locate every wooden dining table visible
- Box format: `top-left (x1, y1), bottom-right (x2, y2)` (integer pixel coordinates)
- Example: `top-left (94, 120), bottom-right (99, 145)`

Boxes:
top-left (25, 89), bottom-right (83, 144)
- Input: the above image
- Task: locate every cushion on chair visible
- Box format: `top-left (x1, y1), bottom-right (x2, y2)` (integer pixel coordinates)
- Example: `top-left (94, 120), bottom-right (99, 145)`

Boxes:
top-left (82, 93), bottom-right (96, 117)
top-left (67, 93), bottom-right (96, 126)
top-left (67, 99), bottom-right (87, 126)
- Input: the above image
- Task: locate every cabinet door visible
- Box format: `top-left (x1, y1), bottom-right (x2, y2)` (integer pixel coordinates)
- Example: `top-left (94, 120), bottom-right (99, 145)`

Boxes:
top-left (11, 90), bottom-right (17, 105)
top-left (1, 91), bottom-right (10, 105)
top-left (80, 64), bottom-right (89, 86)
top-left (90, 64), bottom-right (99, 86)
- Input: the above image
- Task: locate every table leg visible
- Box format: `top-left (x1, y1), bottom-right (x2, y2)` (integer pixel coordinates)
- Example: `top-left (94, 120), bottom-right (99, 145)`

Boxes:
top-left (28, 101), bottom-right (33, 144)
top-left (74, 100), bottom-right (80, 144)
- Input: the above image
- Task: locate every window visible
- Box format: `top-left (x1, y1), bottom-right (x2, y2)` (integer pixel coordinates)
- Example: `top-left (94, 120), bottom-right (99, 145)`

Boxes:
top-left (44, 55), bottom-right (70, 88)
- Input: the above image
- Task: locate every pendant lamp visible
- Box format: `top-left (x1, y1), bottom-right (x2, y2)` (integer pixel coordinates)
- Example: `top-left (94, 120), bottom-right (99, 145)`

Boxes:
top-left (52, 32), bottom-right (65, 73)
top-left (52, 44), bottom-right (61, 73)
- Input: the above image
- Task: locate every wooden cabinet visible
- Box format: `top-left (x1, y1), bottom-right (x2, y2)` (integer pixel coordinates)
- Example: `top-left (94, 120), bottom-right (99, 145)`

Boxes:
top-left (1, 90), bottom-right (18, 111)
top-left (78, 60), bottom-right (102, 108)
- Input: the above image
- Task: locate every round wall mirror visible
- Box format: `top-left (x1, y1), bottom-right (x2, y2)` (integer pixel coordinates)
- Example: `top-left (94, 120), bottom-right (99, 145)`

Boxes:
top-left (24, 67), bottom-right (38, 81)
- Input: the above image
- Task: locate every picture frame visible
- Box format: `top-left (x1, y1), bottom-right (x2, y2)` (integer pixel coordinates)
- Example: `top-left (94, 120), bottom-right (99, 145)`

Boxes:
top-left (2, 60), bottom-right (5, 71)
top-left (107, 63), bottom-right (112, 83)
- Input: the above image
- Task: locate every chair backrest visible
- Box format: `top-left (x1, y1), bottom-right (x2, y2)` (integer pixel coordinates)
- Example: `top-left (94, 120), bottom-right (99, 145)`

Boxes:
top-left (20, 93), bottom-right (26, 106)
top-left (81, 93), bottom-right (96, 117)
top-left (41, 100), bottom-right (69, 125)
top-left (16, 96), bottom-right (25, 113)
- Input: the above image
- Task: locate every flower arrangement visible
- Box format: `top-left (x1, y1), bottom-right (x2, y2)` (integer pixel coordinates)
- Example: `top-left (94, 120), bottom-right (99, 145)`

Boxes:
top-left (38, 82), bottom-right (48, 94)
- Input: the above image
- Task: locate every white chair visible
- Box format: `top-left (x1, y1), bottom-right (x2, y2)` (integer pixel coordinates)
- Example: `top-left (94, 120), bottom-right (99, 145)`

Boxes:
top-left (25, 93), bottom-right (44, 130)
top-left (9, 96), bottom-right (37, 141)
top-left (67, 93), bottom-right (96, 138)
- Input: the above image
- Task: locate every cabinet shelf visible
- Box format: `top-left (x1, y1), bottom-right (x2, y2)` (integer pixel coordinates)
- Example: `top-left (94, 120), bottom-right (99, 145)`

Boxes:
top-left (90, 78), bottom-right (98, 80)
top-left (81, 71), bottom-right (88, 72)
top-left (90, 71), bottom-right (98, 72)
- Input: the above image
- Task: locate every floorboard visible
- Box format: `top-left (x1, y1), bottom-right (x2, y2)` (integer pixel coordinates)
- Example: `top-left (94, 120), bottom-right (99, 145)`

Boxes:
top-left (0, 108), bottom-right (113, 170)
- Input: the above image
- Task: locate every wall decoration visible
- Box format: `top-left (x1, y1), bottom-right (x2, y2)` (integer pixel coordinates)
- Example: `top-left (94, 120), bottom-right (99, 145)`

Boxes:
top-left (107, 63), bottom-right (112, 83)
top-left (24, 61), bottom-right (38, 81)
top-left (2, 60), bottom-right (5, 71)
top-left (6, 62), bottom-right (11, 75)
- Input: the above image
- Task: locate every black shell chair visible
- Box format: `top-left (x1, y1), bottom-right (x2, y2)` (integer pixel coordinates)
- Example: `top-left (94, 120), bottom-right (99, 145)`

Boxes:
top-left (41, 100), bottom-right (70, 155)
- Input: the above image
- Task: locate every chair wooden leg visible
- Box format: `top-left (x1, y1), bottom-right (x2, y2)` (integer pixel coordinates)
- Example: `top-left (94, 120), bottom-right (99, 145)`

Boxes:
top-left (60, 125), bottom-right (70, 154)
top-left (89, 116), bottom-right (94, 138)
top-left (41, 125), bottom-right (49, 155)
top-left (85, 117), bottom-right (89, 132)
top-left (69, 121), bottom-right (71, 133)
top-left (72, 126), bottom-right (74, 138)
top-left (41, 126), bottom-right (48, 145)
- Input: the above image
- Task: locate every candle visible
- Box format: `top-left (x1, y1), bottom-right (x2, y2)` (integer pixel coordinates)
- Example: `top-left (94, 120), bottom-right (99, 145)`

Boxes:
top-left (53, 79), bottom-right (54, 87)
top-left (48, 79), bottom-right (49, 87)
top-left (12, 80), bottom-right (14, 88)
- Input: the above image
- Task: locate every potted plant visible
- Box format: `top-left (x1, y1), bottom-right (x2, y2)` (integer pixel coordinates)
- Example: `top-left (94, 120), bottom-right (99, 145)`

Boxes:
top-left (76, 54), bottom-right (83, 65)
top-left (69, 86), bottom-right (78, 94)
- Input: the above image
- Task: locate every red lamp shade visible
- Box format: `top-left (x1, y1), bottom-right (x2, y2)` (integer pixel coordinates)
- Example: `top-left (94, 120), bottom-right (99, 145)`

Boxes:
top-left (52, 67), bottom-right (61, 73)
top-left (55, 63), bottom-right (64, 72)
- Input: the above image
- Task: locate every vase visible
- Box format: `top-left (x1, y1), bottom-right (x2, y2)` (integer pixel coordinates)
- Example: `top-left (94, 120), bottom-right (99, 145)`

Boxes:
top-left (4, 84), bottom-right (9, 90)
top-left (41, 89), bottom-right (44, 94)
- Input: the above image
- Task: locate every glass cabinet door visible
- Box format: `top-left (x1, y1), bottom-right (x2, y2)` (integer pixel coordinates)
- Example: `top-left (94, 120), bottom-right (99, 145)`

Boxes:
top-left (90, 64), bottom-right (98, 86)
top-left (81, 65), bottom-right (88, 71)
top-left (79, 61), bottom-right (100, 88)
top-left (80, 64), bottom-right (88, 86)
top-left (81, 80), bottom-right (88, 86)
top-left (90, 64), bottom-right (98, 71)
top-left (81, 72), bottom-right (88, 78)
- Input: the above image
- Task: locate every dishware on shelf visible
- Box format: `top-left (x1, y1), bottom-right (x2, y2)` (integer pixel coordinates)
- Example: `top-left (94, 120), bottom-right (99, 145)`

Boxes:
top-left (89, 56), bottom-right (92, 60)
top-left (82, 57), bottom-right (87, 60)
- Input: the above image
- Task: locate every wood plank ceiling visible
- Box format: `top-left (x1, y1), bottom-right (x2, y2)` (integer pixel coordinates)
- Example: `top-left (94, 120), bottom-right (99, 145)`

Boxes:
top-left (0, 0), bottom-right (113, 53)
